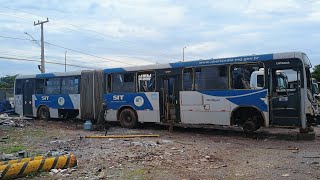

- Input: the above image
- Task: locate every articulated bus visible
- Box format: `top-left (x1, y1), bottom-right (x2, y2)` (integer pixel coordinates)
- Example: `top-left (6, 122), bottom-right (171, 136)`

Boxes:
top-left (14, 52), bottom-right (319, 132)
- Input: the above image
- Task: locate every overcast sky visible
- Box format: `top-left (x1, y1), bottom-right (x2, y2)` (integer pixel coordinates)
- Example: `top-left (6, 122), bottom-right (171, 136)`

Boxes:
top-left (0, 0), bottom-right (319, 76)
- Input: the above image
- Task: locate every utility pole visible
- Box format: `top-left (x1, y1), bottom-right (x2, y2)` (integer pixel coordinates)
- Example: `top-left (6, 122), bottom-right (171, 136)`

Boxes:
top-left (183, 46), bottom-right (187, 62)
top-left (34, 18), bottom-right (49, 74)
top-left (65, 51), bottom-right (67, 72)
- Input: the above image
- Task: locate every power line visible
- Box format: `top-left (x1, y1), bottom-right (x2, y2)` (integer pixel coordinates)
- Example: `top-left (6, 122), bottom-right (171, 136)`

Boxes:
top-left (0, 56), bottom-right (96, 69)
top-left (0, 35), bottom-right (134, 65)
top-left (0, 7), bottom-right (178, 60)
top-left (44, 42), bottom-right (135, 65)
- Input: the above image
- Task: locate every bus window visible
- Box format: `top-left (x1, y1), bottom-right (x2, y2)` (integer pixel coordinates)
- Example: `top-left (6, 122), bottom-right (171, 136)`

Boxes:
top-left (183, 68), bottom-right (193, 91)
top-left (257, 75), bottom-right (264, 88)
top-left (275, 69), bottom-right (300, 92)
top-left (45, 78), bottom-right (61, 94)
top-left (231, 63), bottom-right (264, 89)
top-left (137, 72), bottom-right (155, 92)
top-left (61, 77), bottom-right (79, 94)
top-left (106, 74), bottom-right (111, 93)
top-left (15, 79), bottom-right (22, 95)
top-left (195, 65), bottom-right (228, 90)
top-left (35, 79), bottom-right (44, 94)
top-left (112, 73), bottom-right (135, 92)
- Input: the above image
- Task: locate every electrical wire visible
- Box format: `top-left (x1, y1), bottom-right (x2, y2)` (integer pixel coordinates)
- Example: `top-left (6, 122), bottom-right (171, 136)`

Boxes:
top-left (0, 7), bottom-right (178, 59)
top-left (0, 56), bottom-right (97, 69)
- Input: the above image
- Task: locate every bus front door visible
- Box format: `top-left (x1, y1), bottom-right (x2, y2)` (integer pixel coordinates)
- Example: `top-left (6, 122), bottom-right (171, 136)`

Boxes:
top-left (269, 68), bottom-right (301, 126)
top-left (160, 76), bottom-right (180, 123)
top-left (22, 79), bottom-right (34, 116)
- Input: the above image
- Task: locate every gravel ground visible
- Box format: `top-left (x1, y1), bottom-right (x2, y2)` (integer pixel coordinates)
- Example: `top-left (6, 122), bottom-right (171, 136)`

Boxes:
top-left (1, 120), bottom-right (320, 180)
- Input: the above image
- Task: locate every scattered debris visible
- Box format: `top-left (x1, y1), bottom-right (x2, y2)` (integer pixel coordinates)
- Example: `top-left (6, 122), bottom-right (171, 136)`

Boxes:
top-left (0, 119), bottom-right (28, 127)
top-left (281, 173), bottom-right (290, 177)
top-left (303, 156), bottom-right (320, 158)
top-left (83, 134), bottom-right (160, 139)
top-left (287, 146), bottom-right (299, 150)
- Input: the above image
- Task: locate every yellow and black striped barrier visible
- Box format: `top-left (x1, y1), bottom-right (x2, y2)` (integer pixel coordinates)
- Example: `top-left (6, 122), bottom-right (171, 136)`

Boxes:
top-left (0, 156), bottom-right (45, 166)
top-left (0, 154), bottom-right (77, 179)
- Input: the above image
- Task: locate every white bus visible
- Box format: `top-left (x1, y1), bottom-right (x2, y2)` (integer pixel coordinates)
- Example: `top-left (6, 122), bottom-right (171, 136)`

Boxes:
top-left (14, 52), bottom-right (319, 132)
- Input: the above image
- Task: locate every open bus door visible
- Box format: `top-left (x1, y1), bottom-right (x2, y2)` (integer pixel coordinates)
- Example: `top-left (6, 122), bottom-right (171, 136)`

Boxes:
top-left (159, 75), bottom-right (180, 123)
top-left (22, 79), bottom-right (35, 116)
top-left (268, 68), bottom-right (301, 126)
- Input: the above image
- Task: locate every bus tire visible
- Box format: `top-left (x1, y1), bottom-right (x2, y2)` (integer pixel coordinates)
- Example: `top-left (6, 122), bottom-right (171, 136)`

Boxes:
top-left (38, 106), bottom-right (50, 120)
top-left (119, 109), bottom-right (137, 128)
top-left (243, 120), bottom-right (256, 134)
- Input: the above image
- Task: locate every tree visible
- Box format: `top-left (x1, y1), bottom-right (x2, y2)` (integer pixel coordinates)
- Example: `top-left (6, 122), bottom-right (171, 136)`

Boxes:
top-left (0, 75), bottom-right (19, 89)
top-left (312, 65), bottom-right (320, 82)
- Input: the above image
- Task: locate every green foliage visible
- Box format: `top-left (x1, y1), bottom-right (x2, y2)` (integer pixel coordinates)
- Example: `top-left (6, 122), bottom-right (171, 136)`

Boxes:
top-left (1, 145), bottom-right (25, 154)
top-left (312, 65), bottom-right (320, 82)
top-left (0, 74), bottom-right (19, 88)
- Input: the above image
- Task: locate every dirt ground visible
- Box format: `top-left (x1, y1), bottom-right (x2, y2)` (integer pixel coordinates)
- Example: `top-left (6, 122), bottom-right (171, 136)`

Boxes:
top-left (1, 119), bottom-right (320, 180)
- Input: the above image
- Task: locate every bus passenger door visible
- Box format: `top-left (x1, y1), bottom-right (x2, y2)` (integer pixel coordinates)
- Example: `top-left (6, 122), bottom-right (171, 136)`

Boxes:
top-left (268, 68), bottom-right (301, 126)
top-left (22, 79), bottom-right (35, 116)
top-left (160, 76), bottom-right (180, 123)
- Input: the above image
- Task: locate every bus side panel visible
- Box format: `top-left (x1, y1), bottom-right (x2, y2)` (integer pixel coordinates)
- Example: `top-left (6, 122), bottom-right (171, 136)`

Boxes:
top-left (14, 95), bottom-right (23, 116)
top-left (227, 89), bottom-right (269, 126)
top-left (106, 109), bottom-right (117, 121)
top-left (180, 91), bottom-right (231, 125)
top-left (70, 94), bottom-right (81, 118)
top-left (33, 94), bottom-right (80, 118)
top-left (104, 92), bottom-right (160, 123)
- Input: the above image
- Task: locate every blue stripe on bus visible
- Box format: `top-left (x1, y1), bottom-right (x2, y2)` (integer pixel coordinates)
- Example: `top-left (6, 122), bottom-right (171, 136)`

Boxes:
top-left (199, 89), bottom-right (268, 112)
top-left (103, 68), bottom-right (127, 74)
top-left (35, 73), bottom-right (56, 79)
top-left (34, 94), bottom-right (75, 109)
top-left (104, 93), bottom-right (154, 110)
top-left (169, 54), bottom-right (274, 68)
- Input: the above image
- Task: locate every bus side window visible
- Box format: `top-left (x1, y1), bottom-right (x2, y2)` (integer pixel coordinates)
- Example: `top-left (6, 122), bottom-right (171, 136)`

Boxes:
top-left (35, 79), bottom-right (44, 94)
top-left (61, 77), bottom-right (79, 94)
top-left (106, 74), bottom-right (111, 93)
top-left (137, 72), bottom-right (155, 92)
top-left (183, 68), bottom-right (193, 91)
top-left (45, 78), bottom-right (61, 94)
top-left (195, 65), bottom-right (228, 90)
top-left (15, 79), bottom-right (22, 95)
top-left (112, 73), bottom-right (135, 92)
top-left (231, 64), bottom-right (264, 89)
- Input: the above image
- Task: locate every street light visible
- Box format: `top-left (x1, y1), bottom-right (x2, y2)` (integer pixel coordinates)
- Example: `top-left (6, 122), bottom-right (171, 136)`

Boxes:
top-left (24, 32), bottom-right (42, 72)
top-left (183, 46), bottom-right (187, 62)
top-left (24, 32), bottom-right (41, 47)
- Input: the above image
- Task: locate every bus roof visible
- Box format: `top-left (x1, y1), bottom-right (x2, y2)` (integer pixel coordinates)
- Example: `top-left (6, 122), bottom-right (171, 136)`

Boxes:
top-left (16, 71), bottom-right (82, 79)
top-left (103, 51), bottom-right (310, 73)
top-left (15, 52), bottom-right (311, 79)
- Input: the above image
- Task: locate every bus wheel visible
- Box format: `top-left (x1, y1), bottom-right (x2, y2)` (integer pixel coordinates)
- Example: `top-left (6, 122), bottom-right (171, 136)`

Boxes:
top-left (243, 120), bottom-right (256, 134)
top-left (38, 106), bottom-right (50, 120)
top-left (119, 109), bottom-right (137, 128)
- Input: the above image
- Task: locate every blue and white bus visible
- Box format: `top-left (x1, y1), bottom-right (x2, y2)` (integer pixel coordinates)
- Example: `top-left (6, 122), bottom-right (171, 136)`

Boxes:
top-left (14, 70), bottom-right (105, 121)
top-left (103, 52), bottom-right (319, 132)
top-left (14, 52), bottom-right (319, 132)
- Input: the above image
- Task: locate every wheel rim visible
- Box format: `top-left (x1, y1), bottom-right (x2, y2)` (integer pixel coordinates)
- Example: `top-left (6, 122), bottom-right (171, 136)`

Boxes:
top-left (40, 108), bottom-right (48, 119)
top-left (124, 113), bottom-right (132, 123)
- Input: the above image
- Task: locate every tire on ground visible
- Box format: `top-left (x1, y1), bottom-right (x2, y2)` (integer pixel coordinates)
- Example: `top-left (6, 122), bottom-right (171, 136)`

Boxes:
top-left (38, 106), bottom-right (50, 120)
top-left (119, 108), bottom-right (138, 128)
top-left (243, 120), bottom-right (257, 134)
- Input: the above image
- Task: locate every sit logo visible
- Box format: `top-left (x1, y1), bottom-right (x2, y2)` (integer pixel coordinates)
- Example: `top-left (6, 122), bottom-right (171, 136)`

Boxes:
top-left (134, 96), bottom-right (144, 107)
top-left (41, 96), bottom-right (49, 101)
top-left (113, 95), bottom-right (124, 101)
top-left (58, 97), bottom-right (65, 106)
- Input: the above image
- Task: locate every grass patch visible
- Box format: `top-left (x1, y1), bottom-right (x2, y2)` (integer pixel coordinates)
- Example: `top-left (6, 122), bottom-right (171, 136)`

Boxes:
top-left (122, 168), bottom-right (146, 180)
top-left (1, 145), bottom-right (25, 154)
